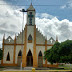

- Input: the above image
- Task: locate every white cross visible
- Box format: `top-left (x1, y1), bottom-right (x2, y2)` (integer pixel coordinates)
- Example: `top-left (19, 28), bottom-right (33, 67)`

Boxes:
top-left (50, 39), bottom-right (53, 43)
top-left (8, 38), bottom-right (11, 42)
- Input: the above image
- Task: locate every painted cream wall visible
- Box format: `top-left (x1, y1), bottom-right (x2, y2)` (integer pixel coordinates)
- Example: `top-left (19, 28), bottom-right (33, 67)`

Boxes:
top-left (16, 30), bottom-right (25, 44)
top-left (3, 45), bottom-right (14, 64)
top-left (36, 29), bottom-right (45, 44)
top-left (26, 26), bottom-right (34, 55)
top-left (47, 46), bottom-right (52, 50)
top-left (36, 46), bottom-right (45, 64)
top-left (15, 46), bottom-right (24, 64)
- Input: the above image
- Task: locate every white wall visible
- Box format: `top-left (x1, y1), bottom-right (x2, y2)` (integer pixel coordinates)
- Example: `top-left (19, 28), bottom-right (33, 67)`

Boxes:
top-left (26, 26), bottom-right (34, 56)
top-left (3, 45), bottom-right (14, 64)
top-left (47, 46), bottom-right (52, 50)
top-left (15, 46), bottom-right (24, 64)
top-left (16, 30), bottom-right (25, 44)
top-left (36, 29), bottom-right (45, 44)
top-left (36, 46), bottom-right (45, 64)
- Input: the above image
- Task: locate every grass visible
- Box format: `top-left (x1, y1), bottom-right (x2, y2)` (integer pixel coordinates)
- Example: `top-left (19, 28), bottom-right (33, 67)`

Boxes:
top-left (59, 64), bottom-right (72, 70)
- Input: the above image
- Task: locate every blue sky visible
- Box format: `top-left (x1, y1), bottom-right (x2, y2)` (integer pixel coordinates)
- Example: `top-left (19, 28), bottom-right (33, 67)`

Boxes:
top-left (0, 0), bottom-right (72, 48)
top-left (4, 0), bottom-right (72, 21)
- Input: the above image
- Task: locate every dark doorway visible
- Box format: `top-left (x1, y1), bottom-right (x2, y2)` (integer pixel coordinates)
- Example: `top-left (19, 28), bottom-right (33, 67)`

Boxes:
top-left (38, 51), bottom-right (43, 67)
top-left (27, 50), bottom-right (33, 66)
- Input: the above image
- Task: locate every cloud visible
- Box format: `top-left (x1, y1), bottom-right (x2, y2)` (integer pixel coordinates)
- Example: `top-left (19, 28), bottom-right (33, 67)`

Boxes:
top-left (61, 0), bottom-right (72, 9)
top-left (0, 1), bottom-right (26, 48)
top-left (0, 1), bottom-right (72, 48)
top-left (36, 16), bottom-right (72, 42)
top-left (36, 13), bottom-right (54, 19)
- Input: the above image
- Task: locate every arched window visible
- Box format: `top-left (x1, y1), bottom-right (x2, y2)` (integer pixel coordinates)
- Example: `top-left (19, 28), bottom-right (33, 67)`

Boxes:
top-left (39, 51), bottom-right (42, 56)
top-left (38, 51), bottom-right (43, 67)
top-left (28, 34), bottom-right (32, 40)
top-left (6, 52), bottom-right (10, 61)
top-left (18, 50), bottom-right (22, 56)
top-left (28, 34), bottom-right (32, 43)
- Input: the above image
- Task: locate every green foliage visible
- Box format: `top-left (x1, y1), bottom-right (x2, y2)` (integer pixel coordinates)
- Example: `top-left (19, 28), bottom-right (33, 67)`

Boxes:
top-left (0, 49), bottom-right (3, 60)
top-left (44, 40), bottom-right (72, 64)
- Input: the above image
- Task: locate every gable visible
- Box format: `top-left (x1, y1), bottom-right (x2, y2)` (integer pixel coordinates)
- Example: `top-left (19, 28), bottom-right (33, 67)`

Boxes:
top-left (16, 30), bottom-right (25, 44)
top-left (4, 36), bottom-right (14, 44)
top-left (47, 37), bottom-right (55, 45)
top-left (36, 28), bottom-right (45, 44)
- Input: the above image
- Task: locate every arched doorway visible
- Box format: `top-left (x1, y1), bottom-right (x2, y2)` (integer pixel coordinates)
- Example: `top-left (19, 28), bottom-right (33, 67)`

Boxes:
top-left (27, 50), bottom-right (33, 66)
top-left (38, 51), bottom-right (43, 67)
top-left (17, 50), bottom-right (22, 66)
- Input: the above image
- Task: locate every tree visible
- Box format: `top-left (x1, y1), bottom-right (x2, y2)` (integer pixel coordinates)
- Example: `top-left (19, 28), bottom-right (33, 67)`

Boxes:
top-left (44, 40), bottom-right (72, 64)
top-left (59, 40), bottom-right (72, 63)
top-left (0, 49), bottom-right (3, 60)
top-left (44, 42), bottom-right (60, 64)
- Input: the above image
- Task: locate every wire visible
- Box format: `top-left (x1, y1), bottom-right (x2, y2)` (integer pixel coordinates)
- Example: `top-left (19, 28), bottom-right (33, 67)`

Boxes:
top-left (0, 4), bottom-right (62, 6)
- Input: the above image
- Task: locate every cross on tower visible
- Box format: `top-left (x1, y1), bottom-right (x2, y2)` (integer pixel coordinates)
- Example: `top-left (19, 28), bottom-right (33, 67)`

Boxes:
top-left (28, 12), bottom-right (33, 25)
top-left (8, 38), bottom-right (11, 42)
top-left (50, 39), bottom-right (53, 43)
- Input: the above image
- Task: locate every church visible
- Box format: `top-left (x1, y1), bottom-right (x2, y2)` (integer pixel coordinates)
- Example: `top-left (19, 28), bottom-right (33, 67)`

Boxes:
top-left (1, 4), bottom-right (58, 67)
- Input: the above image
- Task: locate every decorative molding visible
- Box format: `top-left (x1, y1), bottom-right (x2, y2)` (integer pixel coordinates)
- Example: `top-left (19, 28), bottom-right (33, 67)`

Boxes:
top-left (33, 25), bottom-right (38, 67)
top-left (13, 36), bottom-right (16, 64)
top-left (28, 40), bottom-right (32, 43)
top-left (1, 64), bottom-right (18, 66)
top-left (43, 64), bottom-right (58, 67)
top-left (45, 39), bottom-right (47, 67)
top-left (36, 44), bottom-right (53, 46)
top-left (4, 44), bottom-right (24, 45)
top-left (22, 24), bottom-right (27, 67)
top-left (1, 37), bottom-right (4, 64)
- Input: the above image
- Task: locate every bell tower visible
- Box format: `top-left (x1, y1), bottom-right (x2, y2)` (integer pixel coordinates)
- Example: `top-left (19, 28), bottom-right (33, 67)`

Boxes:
top-left (27, 3), bottom-right (35, 25)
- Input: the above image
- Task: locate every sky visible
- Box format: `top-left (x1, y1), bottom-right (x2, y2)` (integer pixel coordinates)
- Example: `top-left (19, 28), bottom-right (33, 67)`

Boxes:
top-left (0, 0), bottom-right (72, 48)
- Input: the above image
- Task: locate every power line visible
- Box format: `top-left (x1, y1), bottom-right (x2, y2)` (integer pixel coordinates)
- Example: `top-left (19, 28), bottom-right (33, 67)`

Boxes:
top-left (0, 4), bottom-right (62, 6)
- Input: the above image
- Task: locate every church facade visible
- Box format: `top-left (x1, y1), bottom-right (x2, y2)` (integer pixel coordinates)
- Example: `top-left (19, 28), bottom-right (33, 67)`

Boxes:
top-left (1, 4), bottom-right (58, 67)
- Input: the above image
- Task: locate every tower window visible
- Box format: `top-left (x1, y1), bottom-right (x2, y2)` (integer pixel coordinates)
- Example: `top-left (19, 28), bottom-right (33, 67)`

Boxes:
top-left (30, 12), bottom-right (32, 14)
top-left (28, 34), bottom-right (32, 43)
top-left (28, 12), bottom-right (33, 25)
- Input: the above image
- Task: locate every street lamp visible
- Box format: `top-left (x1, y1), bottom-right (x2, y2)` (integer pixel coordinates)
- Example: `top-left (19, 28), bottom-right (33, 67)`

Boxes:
top-left (20, 9), bottom-right (27, 70)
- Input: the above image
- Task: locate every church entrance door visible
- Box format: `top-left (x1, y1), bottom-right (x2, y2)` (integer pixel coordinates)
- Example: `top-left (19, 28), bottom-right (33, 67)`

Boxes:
top-left (27, 50), bottom-right (33, 66)
top-left (38, 51), bottom-right (43, 67)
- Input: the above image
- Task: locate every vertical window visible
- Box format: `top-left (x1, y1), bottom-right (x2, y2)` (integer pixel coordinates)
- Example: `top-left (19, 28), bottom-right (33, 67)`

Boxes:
top-left (39, 51), bottom-right (42, 56)
top-left (28, 12), bottom-right (33, 25)
top-left (6, 52), bottom-right (10, 61)
top-left (28, 34), bottom-right (32, 40)
top-left (28, 34), bottom-right (32, 43)
top-left (18, 50), bottom-right (22, 56)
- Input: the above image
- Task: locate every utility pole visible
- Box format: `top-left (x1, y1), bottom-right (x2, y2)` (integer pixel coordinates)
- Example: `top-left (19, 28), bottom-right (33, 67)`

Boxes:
top-left (20, 9), bottom-right (27, 70)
